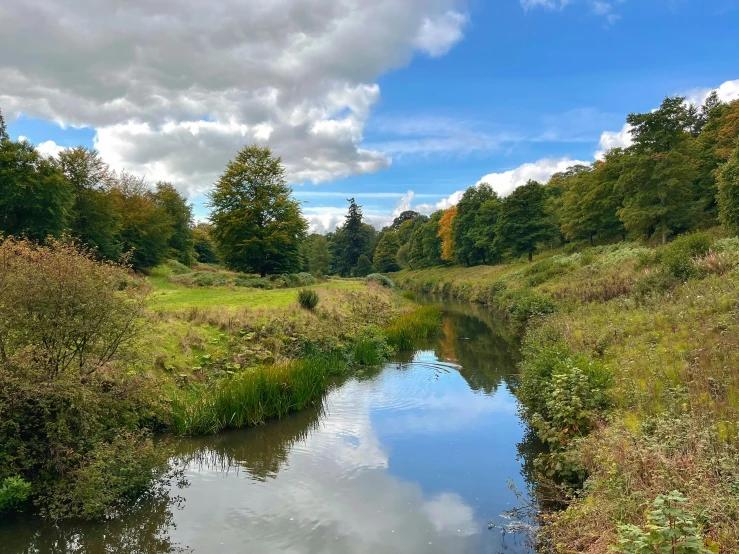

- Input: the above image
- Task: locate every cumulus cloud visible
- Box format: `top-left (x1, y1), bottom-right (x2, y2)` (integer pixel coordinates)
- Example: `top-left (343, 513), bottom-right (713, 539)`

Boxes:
top-left (595, 123), bottom-right (633, 159)
top-left (0, 0), bottom-right (468, 195)
top-left (685, 79), bottom-right (739, 107)
top-left (17, 136), bottom-right (68, 158)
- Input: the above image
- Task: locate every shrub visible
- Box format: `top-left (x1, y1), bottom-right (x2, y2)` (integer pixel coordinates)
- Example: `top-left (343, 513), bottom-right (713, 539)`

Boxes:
top-left (294, 272), bottom-right (316, 287)
top-left (164, 258), bottom-right (193, 275)
top-left (297, 288), bottom-right (320, 310)
top-left (0, 476), bottom-right (31, 513)
top-left (523, 257), bottom-right (574, 287)
top-left (0, 237), bottom-right (148, 377)
top-left (352, 326), bottom-right (393, 366)
top-left (401, 290), bottom-right (417, 301)
top-left (366, 273), bottom-right (394, 288)
top-left (233, 276), bottom-right (273, 289)
top-left (634, 268), bottom-right (679, 299)
top-left (611, 491), bottom-right (712, 554)
top-left (503, 288), bottom-right (556, 327)
top-left (191, 272), bottom-right (229, 287)
top-left (661, 232), bottom-right (713, 281)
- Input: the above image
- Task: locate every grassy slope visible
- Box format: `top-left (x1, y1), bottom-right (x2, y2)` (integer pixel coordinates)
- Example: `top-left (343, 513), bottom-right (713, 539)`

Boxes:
top-left (393, 239), bottom-right (739, 552)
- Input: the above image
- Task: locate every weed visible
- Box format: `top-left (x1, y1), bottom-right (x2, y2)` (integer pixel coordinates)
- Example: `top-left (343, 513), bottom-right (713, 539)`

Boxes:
top-left (297, 288), bottom-right (320, 310)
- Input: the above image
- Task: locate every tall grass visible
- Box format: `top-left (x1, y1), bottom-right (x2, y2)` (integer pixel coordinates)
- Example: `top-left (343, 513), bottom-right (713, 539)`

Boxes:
top-left (383, 306), bottom-right (442, 351)
top-left (170, 352), bottom-right (344, 435)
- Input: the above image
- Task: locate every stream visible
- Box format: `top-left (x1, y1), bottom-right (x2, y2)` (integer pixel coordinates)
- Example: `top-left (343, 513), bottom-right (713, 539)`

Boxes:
top-left (1, 297), bottom-right (538, 554)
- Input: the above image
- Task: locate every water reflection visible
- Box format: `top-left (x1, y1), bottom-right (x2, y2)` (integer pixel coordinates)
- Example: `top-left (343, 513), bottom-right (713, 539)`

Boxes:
top-left (1, 298), bottom-right (536, 554)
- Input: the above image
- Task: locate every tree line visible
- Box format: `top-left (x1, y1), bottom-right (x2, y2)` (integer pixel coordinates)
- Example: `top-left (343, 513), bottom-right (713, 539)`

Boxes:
top-left (2, 91), bottom-right (739, 276)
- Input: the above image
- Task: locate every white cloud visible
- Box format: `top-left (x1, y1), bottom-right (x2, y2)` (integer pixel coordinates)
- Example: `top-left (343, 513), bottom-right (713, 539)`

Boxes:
top-left (685, 79), bottom-right (739, 107)
top-left (521, 0), bottom-right (623, 21)
top-left (595, 122), bottom-right (633, 159)
top-left (0, 0), bottom-right (469, 196)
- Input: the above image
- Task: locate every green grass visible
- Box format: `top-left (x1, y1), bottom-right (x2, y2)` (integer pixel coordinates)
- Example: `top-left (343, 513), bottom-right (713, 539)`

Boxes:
top-left (169, 352), bottom-right (344, 435)
top-left (147, 265), bottom-right (365, 311)
top-left (384, 306), bottom-right (442, 350)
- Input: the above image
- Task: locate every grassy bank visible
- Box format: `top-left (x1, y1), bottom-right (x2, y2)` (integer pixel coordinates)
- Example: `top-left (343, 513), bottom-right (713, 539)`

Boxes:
top-left (0, 242), bottom-right (440, 519)
top-left (393, 233), bottom-right (739, 553)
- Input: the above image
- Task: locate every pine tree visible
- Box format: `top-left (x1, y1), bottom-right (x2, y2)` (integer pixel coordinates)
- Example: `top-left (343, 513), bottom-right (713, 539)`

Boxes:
top-left (0, 106), bottom-right (8, 142)
top-left (333, 198), bottom-right (369, 276)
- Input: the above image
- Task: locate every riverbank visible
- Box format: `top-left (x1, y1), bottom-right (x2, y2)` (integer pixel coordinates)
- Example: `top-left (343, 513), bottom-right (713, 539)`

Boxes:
top-left (393, 234), bottom-right (739, 552)
top-left (0, 240), bottom-right (440, 520)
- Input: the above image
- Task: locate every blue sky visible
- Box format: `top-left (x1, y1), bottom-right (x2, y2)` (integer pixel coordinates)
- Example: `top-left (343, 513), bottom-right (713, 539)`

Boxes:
top-left (4, 0), bottom-right (739, 231)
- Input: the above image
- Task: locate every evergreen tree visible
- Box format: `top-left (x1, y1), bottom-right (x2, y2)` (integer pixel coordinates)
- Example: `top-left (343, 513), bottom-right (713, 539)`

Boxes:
top-left (154, 182), bottom-right (195, 265)
top-left (209, 145), bottom-right (307, 276)
top-left (352, 253), bottom-right (374, 277)
top-left (0, 139), bottom-right (73, 241)
top-left (373, 230), bottom-right (401, 273)
top-left (333, 198), bottom-right (369, 276)
top-left (56, 147), bottom-right (122, 260)
top-left (717, 141), bottom-right (739, 235)
top-left (496, 180), bottom-right (554, 262)
top-left (0, 107), bottom-right (8, 142)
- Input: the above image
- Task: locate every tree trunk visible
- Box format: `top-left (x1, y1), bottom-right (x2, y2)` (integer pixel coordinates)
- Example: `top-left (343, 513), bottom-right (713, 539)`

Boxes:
top-left (528, 250), bottom-right (533, 262)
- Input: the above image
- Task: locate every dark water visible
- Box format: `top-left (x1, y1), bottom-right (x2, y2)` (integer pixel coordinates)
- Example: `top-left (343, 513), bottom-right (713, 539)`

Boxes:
top-left (1, 298), bottom-right (537, 554)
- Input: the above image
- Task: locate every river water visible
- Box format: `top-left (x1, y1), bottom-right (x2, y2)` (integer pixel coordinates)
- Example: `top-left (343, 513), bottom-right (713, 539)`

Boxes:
top-left (1, 297), bottom-right (537, 554)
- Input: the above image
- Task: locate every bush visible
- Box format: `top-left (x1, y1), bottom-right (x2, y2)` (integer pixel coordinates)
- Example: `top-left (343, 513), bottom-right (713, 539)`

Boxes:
top-left (503, 288), bottom-right (556, 327)
top-left (661, 232), bottom-right (713, 281)
top-left (0, 476), bottom-right (31, 513)
top-left (634, 268), bottom-right (679, 298)
top-left (164, 258), bottom-right (193, 275)
top-left (297, 288), bottom-right (320, 310)
top-left (233, 276), bottom-right (273, 289)
top-left (0, 237), bottom-right (148, 377)
top-left (523, 257), bottom-right (574, 287)
top-left (366, 273), bottom-right (394, 288)
top-left (352, 326), bottom-right (393, 366)
top-left (401, 290), bottom-right (417, 301)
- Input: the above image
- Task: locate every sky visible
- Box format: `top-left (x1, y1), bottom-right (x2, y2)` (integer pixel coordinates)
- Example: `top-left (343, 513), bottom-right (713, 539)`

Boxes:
top-left (2, 0), bottom-right (739, 232)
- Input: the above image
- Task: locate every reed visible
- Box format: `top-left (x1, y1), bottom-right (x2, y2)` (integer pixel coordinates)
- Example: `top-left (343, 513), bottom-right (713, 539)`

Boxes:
top-left (383, 306), bottom-right (442, 351)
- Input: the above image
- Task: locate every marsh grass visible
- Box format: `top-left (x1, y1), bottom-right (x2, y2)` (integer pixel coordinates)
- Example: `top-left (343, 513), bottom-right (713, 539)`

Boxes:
top-left (169, 352), bottom-right (344, 435)
top-left (384, 306), bottom-right (442, 350)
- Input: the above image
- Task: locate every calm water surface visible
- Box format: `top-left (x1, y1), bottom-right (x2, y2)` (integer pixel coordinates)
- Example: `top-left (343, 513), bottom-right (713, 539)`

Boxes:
top-left (2, 298), bottom-right (537, 553)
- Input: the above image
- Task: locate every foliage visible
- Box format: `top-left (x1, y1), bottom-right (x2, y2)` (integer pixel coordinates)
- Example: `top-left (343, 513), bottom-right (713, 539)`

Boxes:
top-left (164, 258), bottom-right (193, 275)
top-left (383, 307), bottom-right (442, 351)
top-left (209, 144), bottom-right (307, 276)
top-left (0, 237), bottom-right (148, 377)
top-left (437, 206), bottom-right (457, 262)
top-left (352, 253), bottom-right (374, 277)
top-left (0, 476), bottom-right (31, 513)
top-left (503, 288), bottom-right (556, 326)
top-left (154, 182), bottom-right (195, 265)
top-left (611, 491), bottom-right (712, 554)
top-left (717, 140), bottom-right (739, 235)
top-left (0, 138), bottom-right (73, 241)
top-left (353, 326), bottom-right (393, 366)
top-left (453, 183), bottom-right (502, 265)
top-left (497, 180), bottom-right (555, 262)
top-left (297, 288), bottom-right (320, 310)
top-left (660, 231), bottom-right (713, 280)
top-left (193, 223), bottom-right (219, 264)
top-left (301, 233), bottom-right (331, 277)
top-left (374, 230), bottom-right (401, 272)
top-left (366, 273), bottom-right (394, 288)
top-left (332, 198), bottom-right (375, 276)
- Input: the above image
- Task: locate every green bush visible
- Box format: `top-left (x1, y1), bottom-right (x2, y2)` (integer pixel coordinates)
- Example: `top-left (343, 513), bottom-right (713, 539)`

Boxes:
top-left (611, 491), bottom-right (712, 554)
top-left (0, 476), bottom-right (31, 513)
top-left (192, 272), bottom-right (229, 287)
top-left (661, 232), bottom-right (713, 281)
top-left (366, 273), bottom-right (394, 288)
top-left (164, 258), bottom-right (193, 275)
top-left (234, 276), bottom-right (273, 289)
top-left (634, 268), bottom-right (679, 298)
top-left (297, 288), bottom-right (320, 310)
top-left (503, 288), bottom-right (556, 326)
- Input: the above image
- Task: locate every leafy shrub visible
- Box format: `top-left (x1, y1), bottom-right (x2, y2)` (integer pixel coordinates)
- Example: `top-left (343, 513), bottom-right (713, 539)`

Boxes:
top-left (0, 237), bottom-right (147, 377)
top-left (366, 273), bottom-right (394, 288)
top-left (0, 476), bottom-right (31, 513)
top-left (164, 258), bottom-right (193, 275)
top-left (634, 248), bottom-right (659, 270)
top-left (611, 491), bottom-right (712, 554)
top-left (192, 272), bottom-right (229, 287)
top-left (661, 232), bottom-right (713, 280)
top-left (634, 268), bottom-right (679, 298)
top-left (294, 272), bottom-right (316, 287)
top-left (297, 288), bottom-right (320, 310)
top-left (503, 288), bottom-right (556, 326)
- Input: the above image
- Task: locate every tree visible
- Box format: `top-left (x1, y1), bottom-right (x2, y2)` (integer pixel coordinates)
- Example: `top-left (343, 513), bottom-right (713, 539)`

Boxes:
top-left (560, 153), bottom-right (625, 244)
top-left (0, 107), bottom-right (8, 142)
top-left (618, 97), bottom-right (700, 243)
top-left (497, 180), bottom-right (554, 262)
top-left (193, 223), bottom-right (219, 264)
top-left (154, 182), bottom-right (195, 265)
top-left (301, 233), bottom-right (331, 277)
top-left (111, 172), bottom-right (173, 270)
top-left (209, 145), bottom-right (307, 276)
top-left (56, 147), bottom-right (122, 260)
top-left (0, 139), bottom-right (73, 241)
top-left (437, 207), bottom-right (457, 262)
top-left (452, 184), bottom-right (500, 266)
top-left (717, 141), bottom-right (739, 235)
top-left (373, 231), bottom-right (401, 272)
top-left (352, 253), bottom-right (374, 277)
top-left (408, 211), bottom-right (444, 268)
top-left (333, 198), bottom-right (370, 276)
